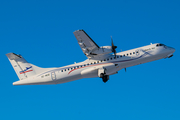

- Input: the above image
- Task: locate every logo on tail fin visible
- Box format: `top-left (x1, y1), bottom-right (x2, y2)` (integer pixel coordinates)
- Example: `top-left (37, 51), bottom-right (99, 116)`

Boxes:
top-left (20, 66), bottom-right (33, 74)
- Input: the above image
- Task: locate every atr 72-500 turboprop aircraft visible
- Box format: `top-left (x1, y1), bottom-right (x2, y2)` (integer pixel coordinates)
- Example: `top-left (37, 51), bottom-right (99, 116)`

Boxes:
top-left (6, 30), bottom-right (175, 85)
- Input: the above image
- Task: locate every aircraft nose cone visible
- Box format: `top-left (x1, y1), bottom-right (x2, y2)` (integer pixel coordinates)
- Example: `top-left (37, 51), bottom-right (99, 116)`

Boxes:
top-left (170, 47), bottom-right (176, 53)
top-left (168, 47), bottom-right (175, 53)
top-left (172, 48), bottom-right (176, 53)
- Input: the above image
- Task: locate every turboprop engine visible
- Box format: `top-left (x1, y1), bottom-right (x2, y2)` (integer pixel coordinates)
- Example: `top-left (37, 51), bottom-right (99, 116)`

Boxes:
top-left (89, 46), bottom-right (112, 56)
top-left (89, 38), bottom-right (117, 57)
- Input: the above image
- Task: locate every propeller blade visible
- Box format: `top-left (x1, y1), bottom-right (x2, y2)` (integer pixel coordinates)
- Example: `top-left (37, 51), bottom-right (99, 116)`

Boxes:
top-left (111, 36), bottom-right (114, 46)
top-left (111, 36), bottom-right (117, 57)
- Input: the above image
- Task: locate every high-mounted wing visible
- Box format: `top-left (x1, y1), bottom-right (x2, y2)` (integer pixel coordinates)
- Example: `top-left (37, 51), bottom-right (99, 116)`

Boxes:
top-left (73, 30), bottom-right (100, 58)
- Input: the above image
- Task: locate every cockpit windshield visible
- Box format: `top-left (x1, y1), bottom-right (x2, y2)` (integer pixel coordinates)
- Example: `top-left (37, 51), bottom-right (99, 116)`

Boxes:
top-left (156, 43), bottom-right (166, 47)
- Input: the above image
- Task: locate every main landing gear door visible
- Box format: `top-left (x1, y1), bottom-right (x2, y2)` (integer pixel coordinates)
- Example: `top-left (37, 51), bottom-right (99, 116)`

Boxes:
top-left (98, 67), bottom-right (105, 78)
top-left (98, 67), bottom-right (109, 83)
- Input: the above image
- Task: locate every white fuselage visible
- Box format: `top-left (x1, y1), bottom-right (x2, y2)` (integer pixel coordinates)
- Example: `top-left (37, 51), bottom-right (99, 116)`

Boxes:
top-left (13, 43), bottom-right (175, 85)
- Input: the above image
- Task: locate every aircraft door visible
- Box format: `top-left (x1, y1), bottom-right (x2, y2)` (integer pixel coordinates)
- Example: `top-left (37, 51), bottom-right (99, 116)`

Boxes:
top-left (51, 72), bottom-right (56, 80)
top-left (136, 49), bottom-right (140, 56)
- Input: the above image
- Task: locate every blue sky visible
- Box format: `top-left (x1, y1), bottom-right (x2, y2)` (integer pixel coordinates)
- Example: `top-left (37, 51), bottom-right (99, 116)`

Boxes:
top-left (0, 0), bottom-right (180, 119)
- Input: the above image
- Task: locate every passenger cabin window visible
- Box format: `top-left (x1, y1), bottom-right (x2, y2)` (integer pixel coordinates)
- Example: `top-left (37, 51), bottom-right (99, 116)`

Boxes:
top-left (130, 53), bottom-right (132, 55)
top-left (133, 52), bottom-right (135, 54)
top-left (117, 56), bottom-right (119, 58)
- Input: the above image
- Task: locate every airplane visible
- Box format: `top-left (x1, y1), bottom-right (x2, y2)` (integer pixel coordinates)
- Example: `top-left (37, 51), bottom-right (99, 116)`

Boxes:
top-left (6, 30), bottom-right (175, 85)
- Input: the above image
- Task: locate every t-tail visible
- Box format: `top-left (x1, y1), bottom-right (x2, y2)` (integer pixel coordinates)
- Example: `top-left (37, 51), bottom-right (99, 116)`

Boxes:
top-left (6, 53), bottom-right (43, 81)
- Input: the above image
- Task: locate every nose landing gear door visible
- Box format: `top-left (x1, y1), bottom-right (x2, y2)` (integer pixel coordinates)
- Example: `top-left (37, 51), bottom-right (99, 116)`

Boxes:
top-left (51, 72), bottom-right (56, 80)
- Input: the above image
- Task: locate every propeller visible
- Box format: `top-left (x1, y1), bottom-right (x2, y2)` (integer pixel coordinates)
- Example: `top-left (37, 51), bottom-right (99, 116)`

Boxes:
top-left (111, 36), bottom-right (117, 57)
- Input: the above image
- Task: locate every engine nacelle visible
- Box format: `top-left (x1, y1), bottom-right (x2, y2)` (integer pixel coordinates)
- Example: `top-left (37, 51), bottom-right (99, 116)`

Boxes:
top-left (90, 46), bottom-right (112, 55)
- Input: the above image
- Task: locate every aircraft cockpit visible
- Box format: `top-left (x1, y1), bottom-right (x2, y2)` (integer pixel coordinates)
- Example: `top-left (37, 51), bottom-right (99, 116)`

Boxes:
top-left (156, 43), bottom-right (166, 47)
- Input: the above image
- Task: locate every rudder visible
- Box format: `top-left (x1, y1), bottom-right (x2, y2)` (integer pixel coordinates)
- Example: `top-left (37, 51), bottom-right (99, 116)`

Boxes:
top-left (6, 53), bottom-right (37, 80)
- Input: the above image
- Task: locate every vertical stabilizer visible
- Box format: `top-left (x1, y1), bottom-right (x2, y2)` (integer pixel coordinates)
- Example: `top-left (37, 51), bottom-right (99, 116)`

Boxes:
top-left (6, 53), bottom-right (38, 80)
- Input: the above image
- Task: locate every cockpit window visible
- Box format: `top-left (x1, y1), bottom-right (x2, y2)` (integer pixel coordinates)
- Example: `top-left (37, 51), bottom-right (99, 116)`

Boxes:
top-left (156, 43), bottom-right (166, 47)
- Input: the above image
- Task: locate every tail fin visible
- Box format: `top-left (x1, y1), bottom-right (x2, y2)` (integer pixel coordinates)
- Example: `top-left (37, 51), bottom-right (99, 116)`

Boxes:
top-left (6, 53), bottom-right (41, 80)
